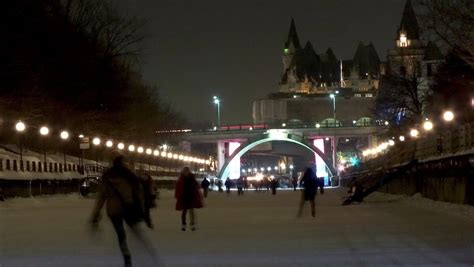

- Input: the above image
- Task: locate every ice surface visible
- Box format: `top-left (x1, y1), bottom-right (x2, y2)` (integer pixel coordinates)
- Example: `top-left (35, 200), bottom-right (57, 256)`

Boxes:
top-left (1, 188), bottom-right (473, 266)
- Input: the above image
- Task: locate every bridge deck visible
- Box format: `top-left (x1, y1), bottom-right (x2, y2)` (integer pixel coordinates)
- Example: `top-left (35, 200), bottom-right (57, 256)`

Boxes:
top-left (183, 126), bottom-right (378, 142)
top-left (1, 188), bottom-right (473, 266)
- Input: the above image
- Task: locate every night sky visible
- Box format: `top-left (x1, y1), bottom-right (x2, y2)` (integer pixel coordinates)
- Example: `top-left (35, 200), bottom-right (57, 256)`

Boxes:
top-left (119, 0), bottom-right (406, 125)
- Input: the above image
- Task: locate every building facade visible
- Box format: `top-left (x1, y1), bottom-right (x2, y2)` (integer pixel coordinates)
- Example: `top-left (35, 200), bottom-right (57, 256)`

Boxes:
top-left (252, 0), bottom-right (443, 126)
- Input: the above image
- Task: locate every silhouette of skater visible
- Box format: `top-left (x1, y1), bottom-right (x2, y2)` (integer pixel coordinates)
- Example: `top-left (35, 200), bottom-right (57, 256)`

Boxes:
top-left (297, 168), bottom-right (318, 217)
top-left (225, 177), bottom-right (232, 194)
top-left (90, 156), bottom-right (156, 267)
top-left (237, 176), bottom-right (244, 196)
top-left (201, 177), bottom-right (210, 198)
top-left (271, 178), bottom-right (279, 195)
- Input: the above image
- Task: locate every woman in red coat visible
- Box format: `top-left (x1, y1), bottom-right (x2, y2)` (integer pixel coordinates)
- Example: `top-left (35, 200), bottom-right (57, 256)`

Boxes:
top-left (175, 167), bottom-right (203, 231)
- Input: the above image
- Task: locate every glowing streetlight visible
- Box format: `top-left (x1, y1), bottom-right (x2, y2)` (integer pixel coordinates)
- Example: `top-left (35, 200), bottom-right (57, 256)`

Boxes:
top-left (60, 131), bottom-right (69, 167)
top-left (92, 137), bottom-right (101, 146)
top-left (60, 131), bottom-right (69, 140)
top-left (388, 140), bottom-right (395, 146)
top-left (146, 148), bottom-right (152, 155)
top-left (315, 123), bottom-right (321, 128)
top-left (153, 150), bottom-right (159, 156)
top-left (15, 121), bottom-right (26, 132)
top-left (443, 111), bottom-right (454, 122)
top-left (39, 126), bottom-right (49, 136)
top-left (410, 129), bottom-right (419, 138)
top-left (128, 144), bottom-right (135, 152)
top-left (161, 151), bottom-right (167, 157)
top-left (179, 155), bottom-right (184, 160)
top-left (329, 91), bottom-right (339, 127)
top-left (106, 140), bottom-right (113, 148)
top-left (173, 154), bottom-right (178, 159)
top-left (423, 121), bottom-right (434, 131)
top-left (167, 152), bottom-right (173, 158)
top-left (137, 147), bottom-right (144, 153)
top-left (39, 126), bottom-right (50, 166)
top-left (282, 123), bottom-right (286, 127)
top-left (267, 167), bottom-right (271, 172)
top-left (117, 143), bottom-right (125, 150)
top-left (213, 96), bottom-right (221, 128)
top-left (399, 136), bottom-right (405, 142)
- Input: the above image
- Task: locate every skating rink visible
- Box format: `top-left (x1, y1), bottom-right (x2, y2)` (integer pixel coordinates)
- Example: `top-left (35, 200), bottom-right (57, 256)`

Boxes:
top-left (1, 188), bottom-right (474, 267)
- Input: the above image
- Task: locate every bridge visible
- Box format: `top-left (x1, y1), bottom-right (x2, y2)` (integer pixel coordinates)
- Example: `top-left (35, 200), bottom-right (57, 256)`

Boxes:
top-left (181, 125), bottom-right (380, 180)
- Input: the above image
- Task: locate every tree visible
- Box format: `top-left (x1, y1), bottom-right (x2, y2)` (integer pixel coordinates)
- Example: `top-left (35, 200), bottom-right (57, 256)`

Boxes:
top-left (1, 0), bottom-right (183, 145)
top-left (375, 58), bottom-right (429, 135)
top-left (418, 0), bottom-right (474, 67)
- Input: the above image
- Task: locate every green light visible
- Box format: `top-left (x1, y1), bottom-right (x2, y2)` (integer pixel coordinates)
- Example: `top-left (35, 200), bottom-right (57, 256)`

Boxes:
top-left (284, 48), bottom-right (289, 53)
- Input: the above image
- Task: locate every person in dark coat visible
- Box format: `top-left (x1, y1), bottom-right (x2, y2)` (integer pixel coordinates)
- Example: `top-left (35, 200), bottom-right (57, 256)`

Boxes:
top-left (201, 177), bottom-right (210, 198)
top-left (224, 177), bottom-right (232, 194)
top-left (141, 174), bottom-right (157, 228)
top-left (292, 173), bottom-right (298, 191)
top-left (217, 179), bottom-right (223, 192)
top-left (90, 156), bottom-right (152, 267)
top-left (175, 167), bottom-right (203, 231)
top-left (297, 168), bottom-right (318, 217)
top-left (270, 178), bottom-right (279, 195)
top-left (236, 176), bottom-right (244, 196)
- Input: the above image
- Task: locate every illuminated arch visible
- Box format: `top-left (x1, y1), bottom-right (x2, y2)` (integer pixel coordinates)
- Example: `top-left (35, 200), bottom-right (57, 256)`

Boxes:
top-left (218, 130), bottom-right (336, 179)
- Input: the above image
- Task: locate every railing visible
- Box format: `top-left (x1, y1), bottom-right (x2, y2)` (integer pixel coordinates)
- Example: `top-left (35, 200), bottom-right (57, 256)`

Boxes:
top-left (0, 157), bottom-right (84, 175)
top-left (352, 123), bottom-right (474, 172)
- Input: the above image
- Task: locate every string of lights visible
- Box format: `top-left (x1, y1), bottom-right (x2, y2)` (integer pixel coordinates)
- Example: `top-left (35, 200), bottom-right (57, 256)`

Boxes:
top-left (12, 119), bottom-right (211, 166)
top-left (362, 111), bottom-right (455, 158)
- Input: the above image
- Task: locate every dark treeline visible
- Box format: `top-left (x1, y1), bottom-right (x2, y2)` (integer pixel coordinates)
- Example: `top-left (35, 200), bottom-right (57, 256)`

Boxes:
top-left (1, 0), bottom-right (184, 144)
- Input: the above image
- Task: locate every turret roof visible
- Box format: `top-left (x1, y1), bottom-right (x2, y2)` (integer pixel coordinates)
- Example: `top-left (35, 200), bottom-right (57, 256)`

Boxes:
top-left (285, 18), bottom-right (301, 49)
top-left (397, 0), bottom-right (420, 40)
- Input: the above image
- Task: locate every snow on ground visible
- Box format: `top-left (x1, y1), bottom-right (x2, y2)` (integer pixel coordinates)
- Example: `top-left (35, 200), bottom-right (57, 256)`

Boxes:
top-left (1, 188), bottom-right (473, 267)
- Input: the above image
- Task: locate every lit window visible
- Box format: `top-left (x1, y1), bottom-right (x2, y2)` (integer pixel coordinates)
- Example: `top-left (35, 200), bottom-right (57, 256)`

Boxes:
top-left (365, 93), bottom-right (373, 97)
top-left (399, 34), bottom-right (408, 47)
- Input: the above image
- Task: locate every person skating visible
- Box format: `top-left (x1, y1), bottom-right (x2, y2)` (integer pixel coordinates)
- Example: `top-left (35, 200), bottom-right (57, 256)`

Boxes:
top-left (201, 177), bottom-right (210, 198)
top-left (270, 178), bottom-right (279, 195)
top-left (236, 176), bottom-right (244, 196)
top-left (217, 179), bottom-right (223, 192)
top-left (90, 156), bottom-right (154, 267)
top-left (297, 168), bottom-right (318, 217)
top-left (224, 177), bottom-right (232, 194)
top-left (292, 173), bottom-right (298, 191)
top-left (175, 167), bottom-right (203, 231)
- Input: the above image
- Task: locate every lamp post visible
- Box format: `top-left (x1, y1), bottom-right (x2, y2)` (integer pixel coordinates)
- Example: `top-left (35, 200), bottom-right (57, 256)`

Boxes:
top-left (60, 131), bottom-right (69, 168)
top-left (15, 121), bottom-right (26, 162)
top-left (39, 126), bottom-right (49, 168)
top-left (92, 137), bottom-right (101, 169)
top-left (213, 96), bottom-right (221, 128)
top-left (329, 91), bottom-right (339, 127)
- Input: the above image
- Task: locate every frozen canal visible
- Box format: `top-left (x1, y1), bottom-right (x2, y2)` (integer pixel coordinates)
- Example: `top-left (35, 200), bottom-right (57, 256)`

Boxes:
top-left (1, 188), bottom-right (474, 266)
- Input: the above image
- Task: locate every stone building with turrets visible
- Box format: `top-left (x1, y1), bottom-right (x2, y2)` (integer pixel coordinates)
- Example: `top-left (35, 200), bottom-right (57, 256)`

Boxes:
top-left (252, 0), bottom-right (443, 127)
